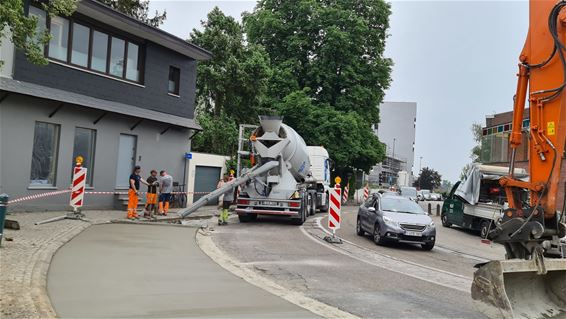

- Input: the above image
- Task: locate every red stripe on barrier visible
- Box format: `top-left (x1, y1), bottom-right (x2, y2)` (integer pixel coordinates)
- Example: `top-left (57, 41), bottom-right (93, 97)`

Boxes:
top-left (329, 220), bottom-right (335, 228)
top-left (73, 173), bottom-right (85, 187)
top-left (330, 210), bottom-right (340, 222)
top-left (330, 195), bottom-right (340, 207)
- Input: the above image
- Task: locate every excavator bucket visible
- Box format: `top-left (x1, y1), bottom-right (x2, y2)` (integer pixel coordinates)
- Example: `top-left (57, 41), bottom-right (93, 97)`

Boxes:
top-left (471, 259), bottom-right (566, 319)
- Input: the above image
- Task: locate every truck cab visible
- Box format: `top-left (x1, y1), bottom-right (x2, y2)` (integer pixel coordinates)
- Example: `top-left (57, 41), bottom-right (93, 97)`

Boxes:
top-left (306, 146), bottom-right (331, 212)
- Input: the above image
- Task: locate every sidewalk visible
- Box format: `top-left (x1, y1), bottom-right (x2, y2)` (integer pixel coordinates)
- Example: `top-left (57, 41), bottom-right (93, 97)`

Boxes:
top-left (47, 223), bottom-right (317, 318)
top-left (0, 207), bottom-right (218, 319)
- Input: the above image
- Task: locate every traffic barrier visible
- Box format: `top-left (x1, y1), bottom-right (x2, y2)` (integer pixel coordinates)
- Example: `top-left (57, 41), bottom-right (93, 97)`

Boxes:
top-left (329, 183), bottom-right (341, 230)
top-left (70, 161), bottom-right (87, 209)
top-left (342, 184), bottom-right (349, 204)
top-left (363, 185), bottom-right (369, 201)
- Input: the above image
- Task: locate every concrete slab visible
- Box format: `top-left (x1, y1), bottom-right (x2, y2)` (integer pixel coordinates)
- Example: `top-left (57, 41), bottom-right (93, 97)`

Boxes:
top-left (47, 224), bottom-right (317, 318)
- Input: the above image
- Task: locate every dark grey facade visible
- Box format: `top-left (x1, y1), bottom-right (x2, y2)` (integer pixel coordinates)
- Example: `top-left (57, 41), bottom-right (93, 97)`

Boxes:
top-left (13, 42), bottom-right (198, 119)
top-left (0, 0), bottom-right (211, 211)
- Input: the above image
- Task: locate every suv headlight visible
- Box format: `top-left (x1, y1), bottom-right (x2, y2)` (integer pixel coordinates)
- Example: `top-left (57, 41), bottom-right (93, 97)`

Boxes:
top-left (383, 216), bottom-right (400, 227)
top-left (428, 221), bottom-right (436, 229)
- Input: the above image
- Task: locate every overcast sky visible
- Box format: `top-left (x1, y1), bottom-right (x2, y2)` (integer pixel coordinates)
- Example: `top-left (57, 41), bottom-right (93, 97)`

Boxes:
top-left (149, 0), bottom-right (529, 182)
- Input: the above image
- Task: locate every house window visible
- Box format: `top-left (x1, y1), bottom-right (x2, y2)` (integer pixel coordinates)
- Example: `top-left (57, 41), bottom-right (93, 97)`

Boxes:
top-left (72, 128), bottom-right (96, 186)
top-left (126, 43), bottom-right (140, 81)
top-left (30, 122), bottom-right (60, 186)
top-left (48, 16), bottom-right (69, 61)
top-left (71, 22), bottom-right (90, 67)
top-left (168, 66), bottom-right (180, 95)
top-left (29, 6), bottom-right (47, 54)
top-left (109, 37), bottom-right (126, 77)
top-left (30, 6), bottom-right (143, 83)
top-left (91, 30), bottom-right (108, 72)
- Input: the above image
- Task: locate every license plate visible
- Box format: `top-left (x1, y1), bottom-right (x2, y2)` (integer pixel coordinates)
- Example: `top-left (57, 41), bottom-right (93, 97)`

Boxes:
top-left (405, 231), bottom-right (422, 237)
top-left (262, 201), bottom-right (278, 206)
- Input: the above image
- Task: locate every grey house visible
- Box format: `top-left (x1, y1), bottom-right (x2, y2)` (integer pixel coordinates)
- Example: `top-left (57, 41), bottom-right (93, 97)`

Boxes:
top-left (0, 0), bottom-right (211, 210)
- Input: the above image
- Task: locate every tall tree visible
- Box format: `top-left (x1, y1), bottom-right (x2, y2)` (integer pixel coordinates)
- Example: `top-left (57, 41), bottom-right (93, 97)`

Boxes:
top-left (191, 111), bottom-right (238, 156)
top-left (414, 167), bottom-right (442, 190)
top-left (243, 0), bottom-right (392, 174)
top-left (244, 0), bottom-right (392, 122)
top-left (97, 0), bottom-right (165, 27)
top-left (189, 7), bottom-right (272, 125)
top-left (470, 122), bottom-right (483, 162)
top-left (0, 0), bottom-right (77, 66)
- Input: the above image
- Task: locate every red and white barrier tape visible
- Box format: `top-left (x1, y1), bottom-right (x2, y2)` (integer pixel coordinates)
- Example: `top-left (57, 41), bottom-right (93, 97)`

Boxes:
top-left (7, 189), bottom-right (211, 204)
top-left (8, 189), bottom-right (72, 204)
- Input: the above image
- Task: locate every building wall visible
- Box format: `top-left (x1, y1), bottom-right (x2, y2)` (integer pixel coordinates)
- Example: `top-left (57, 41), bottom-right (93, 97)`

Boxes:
top-left (375, 101), bottom-right (417, 174)
top-left (0, 94), bottom-right (192, 211)
top-left (13, 42), bottom-right (197, 119)
top-left (185, 153), bottom-right (229, 205)
top-left (0, 28), bottom-right (15, 78)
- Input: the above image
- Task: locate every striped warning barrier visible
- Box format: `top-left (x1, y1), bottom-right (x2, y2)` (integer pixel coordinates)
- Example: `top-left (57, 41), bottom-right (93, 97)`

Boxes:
top-left (70, 164), bottom-right (87, 208)
top-left (363, 185), bottom-right (369, 201)
top-left (328, 183), bottom-right (341, 230)
top-left (342, 184), bottom-right (349, 204)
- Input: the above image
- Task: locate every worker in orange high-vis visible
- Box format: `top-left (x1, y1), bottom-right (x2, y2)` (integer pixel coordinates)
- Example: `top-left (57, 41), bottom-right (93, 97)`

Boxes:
top-left (127, 166), bottom-right (150, 219)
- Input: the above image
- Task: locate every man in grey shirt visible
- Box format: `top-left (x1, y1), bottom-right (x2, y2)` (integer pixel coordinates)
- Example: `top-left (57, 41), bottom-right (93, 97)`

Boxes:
top-left (158, 170), bottom-right (173, 216)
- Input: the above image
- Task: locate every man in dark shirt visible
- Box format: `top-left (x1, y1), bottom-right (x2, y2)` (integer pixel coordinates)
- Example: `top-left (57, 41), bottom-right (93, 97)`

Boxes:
top-left (127, 166), bottom-right (150, 219)
top-left (143, 170), bottom-right (159, 218)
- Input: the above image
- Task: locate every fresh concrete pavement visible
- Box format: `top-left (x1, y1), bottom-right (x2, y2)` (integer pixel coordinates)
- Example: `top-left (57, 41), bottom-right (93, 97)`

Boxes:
top-left (47, 223), bottom-right (318, 318)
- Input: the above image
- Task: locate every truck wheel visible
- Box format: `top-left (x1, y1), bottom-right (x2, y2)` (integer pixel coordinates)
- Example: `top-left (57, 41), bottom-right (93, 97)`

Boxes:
top-left (307, 194), bottom-right (315, 216)
top-left (320, 192), bottom-right (329, 212)
top-left (441, 214), bottom-right (451, 228)
top-left (480, 220), bottom-right (491, 238)
top-left (292, 198), bottom-right (307, 225)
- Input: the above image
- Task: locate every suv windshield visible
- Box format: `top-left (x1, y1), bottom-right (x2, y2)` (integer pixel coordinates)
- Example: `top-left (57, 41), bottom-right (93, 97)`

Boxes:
top-left (381, 197), bottom-right (426, 215)
top-left (400, 187), bottom-right (417, 197)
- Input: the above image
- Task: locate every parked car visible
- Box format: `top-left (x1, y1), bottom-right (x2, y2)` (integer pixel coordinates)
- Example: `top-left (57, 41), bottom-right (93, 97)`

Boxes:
top-left (400, 186), bottom-right (418, 202)
top-left (356, 194), bottom-right (436, 250)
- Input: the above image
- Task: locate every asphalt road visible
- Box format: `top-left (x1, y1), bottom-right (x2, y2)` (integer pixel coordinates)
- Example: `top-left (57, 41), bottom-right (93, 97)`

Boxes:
top-left (211, 204), bottom-right (506, 318)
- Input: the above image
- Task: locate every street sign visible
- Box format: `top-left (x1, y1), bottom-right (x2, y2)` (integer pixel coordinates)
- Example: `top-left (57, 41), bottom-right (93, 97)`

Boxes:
top-left (185, 152), bottom-right (192, 160)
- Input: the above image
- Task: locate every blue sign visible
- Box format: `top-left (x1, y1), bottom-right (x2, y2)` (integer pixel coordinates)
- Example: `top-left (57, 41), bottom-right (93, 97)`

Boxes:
top-left (185, 152), bottom-right (192, 160)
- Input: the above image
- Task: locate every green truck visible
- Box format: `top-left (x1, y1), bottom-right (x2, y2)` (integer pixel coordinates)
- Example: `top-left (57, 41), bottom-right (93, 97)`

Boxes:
top-left (441, 164), bottom-right (528, 238)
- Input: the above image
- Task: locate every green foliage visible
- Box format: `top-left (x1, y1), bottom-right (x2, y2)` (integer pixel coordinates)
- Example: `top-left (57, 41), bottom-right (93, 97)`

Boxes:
top-left (189, 7), bottom-right (272, 125)
top-left (191, 112), bottom-right (238, 156)
top-left (413, 167), bottom-right (442, 190)
top-left (97, 0), bottom-right (166, 27)
top-left (276, 89), bottom-right (385, 173)
top-left (244, 0), bottom-right (393, 123)
top-left (0, 0), bottom-right (77, 66)
top-left (460, 163), bottom-right (472, 181)
top-left (242, 0), bottom-right (392, 173)
top-left (470, 122), bottom-right (483, 162)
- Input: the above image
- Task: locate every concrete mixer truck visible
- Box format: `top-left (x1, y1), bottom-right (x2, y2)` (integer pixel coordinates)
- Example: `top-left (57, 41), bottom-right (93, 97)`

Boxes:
top-left (178, 116), bottom-right (331, 225)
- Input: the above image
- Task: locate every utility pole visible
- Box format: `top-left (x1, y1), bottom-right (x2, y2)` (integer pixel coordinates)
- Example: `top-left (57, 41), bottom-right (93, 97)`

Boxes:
top-left (418, 156), bottom-right (423, 190)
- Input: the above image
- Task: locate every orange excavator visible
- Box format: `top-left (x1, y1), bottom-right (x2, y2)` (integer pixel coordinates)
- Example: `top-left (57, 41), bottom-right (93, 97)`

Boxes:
top-left (471, 1), bottom-right (566, 318)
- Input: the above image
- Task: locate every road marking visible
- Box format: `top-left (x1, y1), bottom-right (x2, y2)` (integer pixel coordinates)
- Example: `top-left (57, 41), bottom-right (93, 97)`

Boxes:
top-left (300, 218), bottom-right (471, 293)
top-left (196, 228), bottom-right (360, 319)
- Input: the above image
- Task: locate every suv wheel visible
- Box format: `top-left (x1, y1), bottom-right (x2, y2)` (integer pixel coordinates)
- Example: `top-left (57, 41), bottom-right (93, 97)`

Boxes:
top-left (421, 241), bottom-right (435, 251)
top-left (356, 218), bottom-right (365, 236)
top-left (373, 224), bottom-right (384, 245)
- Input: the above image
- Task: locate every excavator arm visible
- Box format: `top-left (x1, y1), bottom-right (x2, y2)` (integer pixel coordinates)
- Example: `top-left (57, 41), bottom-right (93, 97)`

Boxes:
top-left (471, 1), bottom-right (566, 318)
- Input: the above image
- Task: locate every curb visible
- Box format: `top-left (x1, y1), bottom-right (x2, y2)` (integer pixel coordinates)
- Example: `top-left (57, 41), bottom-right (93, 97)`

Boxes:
top-left (195, 227), bottom-right (359, 319)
